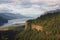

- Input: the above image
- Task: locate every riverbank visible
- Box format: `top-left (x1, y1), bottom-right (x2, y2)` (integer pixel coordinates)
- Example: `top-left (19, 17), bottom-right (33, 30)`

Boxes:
top-left (0, 23), bottom-right (25, 30)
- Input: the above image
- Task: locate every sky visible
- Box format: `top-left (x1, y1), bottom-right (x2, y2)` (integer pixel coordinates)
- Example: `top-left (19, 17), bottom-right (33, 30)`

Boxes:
top-left (0, 0), bottom-right (60, 17)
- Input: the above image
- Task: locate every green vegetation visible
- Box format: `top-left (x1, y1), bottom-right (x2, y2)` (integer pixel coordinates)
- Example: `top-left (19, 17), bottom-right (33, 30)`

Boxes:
top-left (16, 10), bottom-right (60, 40)
top-left (0, 10), bottom-right (60, 40)
top-left (0, 25), bottom-right (25, 40)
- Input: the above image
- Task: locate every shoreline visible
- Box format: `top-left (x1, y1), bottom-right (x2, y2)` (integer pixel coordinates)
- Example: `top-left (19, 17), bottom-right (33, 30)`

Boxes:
top-left (0, 23), bottom-right (25, 29)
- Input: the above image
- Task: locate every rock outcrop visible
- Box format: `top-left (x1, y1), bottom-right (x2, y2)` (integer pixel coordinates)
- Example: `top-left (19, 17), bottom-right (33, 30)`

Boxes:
top-left (31, 24), bottom-right (43, 31)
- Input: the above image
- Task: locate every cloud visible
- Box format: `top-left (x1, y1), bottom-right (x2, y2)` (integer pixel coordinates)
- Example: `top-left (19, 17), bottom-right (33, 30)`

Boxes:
top-left (0, 0), bottom-right (60, 17)
top-left (0, 5), bottom-right (4, 10)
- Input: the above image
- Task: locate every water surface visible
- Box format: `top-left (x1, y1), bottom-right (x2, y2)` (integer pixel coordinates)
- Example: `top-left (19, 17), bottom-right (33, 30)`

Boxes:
top-left (1, 18), bottom-right (34, 28)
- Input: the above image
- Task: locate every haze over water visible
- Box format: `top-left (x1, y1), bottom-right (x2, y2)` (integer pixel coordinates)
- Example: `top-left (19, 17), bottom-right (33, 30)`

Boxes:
top-left (1, 18), bottom-right (34, 28)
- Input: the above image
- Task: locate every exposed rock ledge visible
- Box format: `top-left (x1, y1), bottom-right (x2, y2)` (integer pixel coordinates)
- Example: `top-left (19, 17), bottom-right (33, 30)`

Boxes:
top-left (31, 24), bottom-right (43, 31)
top-left (25, 22), bottom-right (43, 31)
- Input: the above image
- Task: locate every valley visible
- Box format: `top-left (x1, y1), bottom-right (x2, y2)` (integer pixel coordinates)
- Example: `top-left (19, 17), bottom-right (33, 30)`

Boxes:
top-left (0, 10), bottom-right (60, 40)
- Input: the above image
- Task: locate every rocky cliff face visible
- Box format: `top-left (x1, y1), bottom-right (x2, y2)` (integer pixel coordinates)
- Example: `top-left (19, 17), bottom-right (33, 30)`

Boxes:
top-left (25, 22), bottom-right (43, 31)
top-left (25, 22), bottom-right (28, 30)
top-left (31, 24), bottom-right (43, 31)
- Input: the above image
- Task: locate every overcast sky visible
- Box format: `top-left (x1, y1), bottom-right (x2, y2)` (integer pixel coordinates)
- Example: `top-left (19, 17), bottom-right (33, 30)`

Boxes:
top-left (0, 0), bottom-right (60, 17)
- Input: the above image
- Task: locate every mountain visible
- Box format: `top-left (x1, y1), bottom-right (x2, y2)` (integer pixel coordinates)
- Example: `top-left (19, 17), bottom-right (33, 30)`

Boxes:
top-left (0, 13), bottom-right (29, 20)
top-left (17, 10), bottom-right (60, 40)
top-left (0, 10), bottom-right (60, 40)
top-left (0, 16), bottom-right (8, 26)
top-left (26, 10), bottom-right (60, 31)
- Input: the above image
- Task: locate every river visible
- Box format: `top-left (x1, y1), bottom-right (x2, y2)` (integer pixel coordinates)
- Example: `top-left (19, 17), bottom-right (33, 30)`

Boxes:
top-left (1, 18), bottom-right (34, 28)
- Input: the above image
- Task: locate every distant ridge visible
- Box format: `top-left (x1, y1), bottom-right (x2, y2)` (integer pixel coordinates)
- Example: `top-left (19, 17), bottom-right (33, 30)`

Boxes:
top-left (0, 16), bottom-right (8, 26)
top-left (0, 13), bottom-right (29, 20)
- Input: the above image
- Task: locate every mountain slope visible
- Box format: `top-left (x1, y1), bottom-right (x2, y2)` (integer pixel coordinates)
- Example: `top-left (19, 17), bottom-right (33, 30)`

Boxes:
top-left (0, 10), bottom-right (60, 40)
top-left (0, 13), bottom-right (29, 20)
top-left (16, 10), bottom-right (60, 40)
top-left (0, 16), bottom-right (8, 26)
top-left (26, 10), bottom-right (60, 31)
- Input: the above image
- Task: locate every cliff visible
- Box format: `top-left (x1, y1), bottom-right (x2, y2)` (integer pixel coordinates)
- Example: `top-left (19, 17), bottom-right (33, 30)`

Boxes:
top-left (31, 24), bottom-right (43, 31)
top-left (25, 10), bottom-right (60, 31)
top-left (17, 10), bottom-right (60, 40)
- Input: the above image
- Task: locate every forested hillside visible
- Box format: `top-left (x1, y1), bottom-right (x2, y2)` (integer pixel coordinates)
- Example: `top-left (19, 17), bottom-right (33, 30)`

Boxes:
top-left (16, 10), bottom-right (60, 40)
